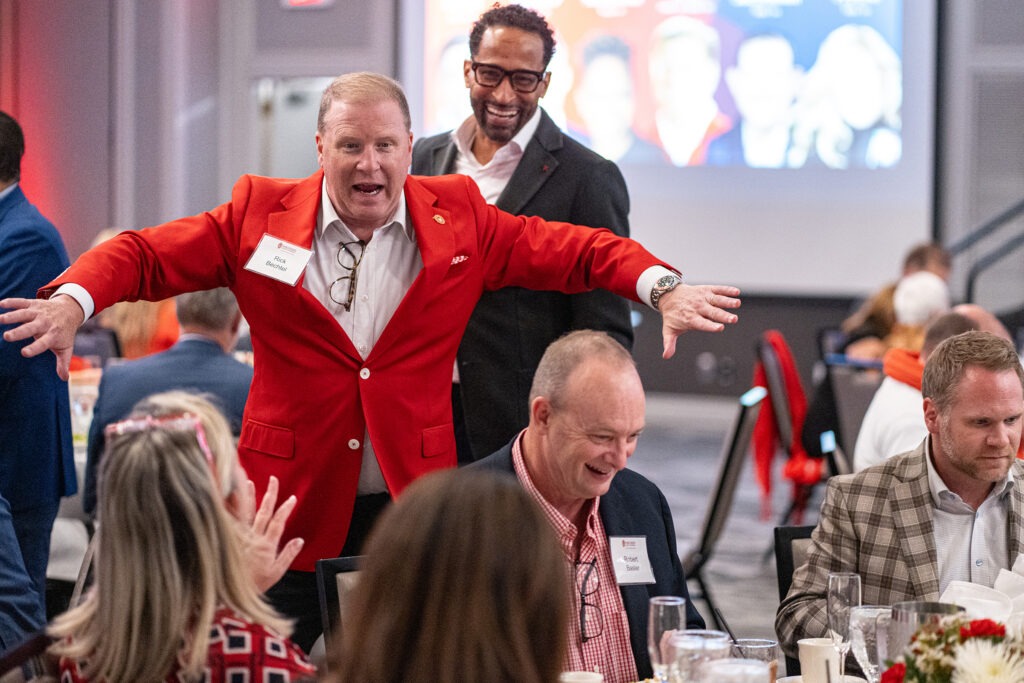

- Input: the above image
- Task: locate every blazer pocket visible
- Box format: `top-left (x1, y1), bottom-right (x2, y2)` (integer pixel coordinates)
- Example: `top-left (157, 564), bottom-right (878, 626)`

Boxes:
top-left (421, 423), bottom-right (453, 459)
top-left (239, 419), bottom-right (295, 459)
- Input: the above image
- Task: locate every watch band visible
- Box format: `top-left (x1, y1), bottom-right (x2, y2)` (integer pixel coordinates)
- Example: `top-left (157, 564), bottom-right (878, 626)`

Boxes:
top-left (650, 274), bottom-right (683, 311)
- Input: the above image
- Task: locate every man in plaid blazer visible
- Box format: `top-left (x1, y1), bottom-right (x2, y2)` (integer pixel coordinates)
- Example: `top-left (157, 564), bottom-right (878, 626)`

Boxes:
top-left (776, 331), bottom-right (1024, 659)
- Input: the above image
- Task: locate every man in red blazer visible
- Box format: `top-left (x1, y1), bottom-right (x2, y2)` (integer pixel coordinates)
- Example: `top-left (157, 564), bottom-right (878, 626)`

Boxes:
top-left (0, 72), bottom-right (739, 650)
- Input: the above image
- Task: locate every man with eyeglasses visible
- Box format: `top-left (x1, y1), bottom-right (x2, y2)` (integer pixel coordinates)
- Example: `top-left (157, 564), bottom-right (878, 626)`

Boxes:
top-left (0, 72), bottom-right (737, 652)
top-left (472, 330), bottom-right (705, 682)
top-left (412, 4), bottom-right (635, 465)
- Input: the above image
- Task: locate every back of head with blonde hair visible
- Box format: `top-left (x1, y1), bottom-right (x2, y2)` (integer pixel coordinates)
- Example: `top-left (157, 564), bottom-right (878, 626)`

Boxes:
top-left (49, 393), bottom-right (287, 682)
top-left (331, 469), bottom-right (569, 683)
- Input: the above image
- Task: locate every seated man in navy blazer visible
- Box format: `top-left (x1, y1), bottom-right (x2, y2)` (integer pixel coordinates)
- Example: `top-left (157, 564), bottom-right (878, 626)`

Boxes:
top-left (83, 287), bottom-right (253, 517)
top-left (471, 330), bottom-right (703, 682)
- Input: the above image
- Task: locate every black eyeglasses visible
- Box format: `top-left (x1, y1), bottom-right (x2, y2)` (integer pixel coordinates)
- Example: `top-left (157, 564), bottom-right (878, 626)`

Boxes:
top-left (329, 240), bottom-right (366, 311)
top-left (470, 61), bottom-right (547, 93)
top-left (575, 558), bottom-right (604, 643)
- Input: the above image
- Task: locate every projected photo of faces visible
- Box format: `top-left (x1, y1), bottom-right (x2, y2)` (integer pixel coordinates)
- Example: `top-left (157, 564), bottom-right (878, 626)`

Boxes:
top-left (421, 0), bottom-right (903, 170)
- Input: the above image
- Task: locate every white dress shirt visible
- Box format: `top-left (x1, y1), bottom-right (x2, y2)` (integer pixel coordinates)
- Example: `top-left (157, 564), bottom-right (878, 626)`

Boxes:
top-left (926, 438), bottom-right (1014, 593)
top-left (302, 181), bottom-right (422, 493)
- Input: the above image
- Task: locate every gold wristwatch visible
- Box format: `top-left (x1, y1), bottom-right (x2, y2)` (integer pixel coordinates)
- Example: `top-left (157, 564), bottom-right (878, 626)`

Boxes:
top-left (650, 274), bottom-right (683, 310)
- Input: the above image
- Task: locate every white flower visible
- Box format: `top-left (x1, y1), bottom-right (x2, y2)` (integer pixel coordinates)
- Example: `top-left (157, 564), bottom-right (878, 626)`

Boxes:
top-left (951, 638), bottom-right (1024, 683)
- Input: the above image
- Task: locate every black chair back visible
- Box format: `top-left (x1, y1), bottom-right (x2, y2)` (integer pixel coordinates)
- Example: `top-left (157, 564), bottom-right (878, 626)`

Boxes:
top-left (773, 524), bottom-right (816, 676)
top-left (681, 385), bottom-right (766, 628)
top-left (315, 555), bottom-right (362, 653)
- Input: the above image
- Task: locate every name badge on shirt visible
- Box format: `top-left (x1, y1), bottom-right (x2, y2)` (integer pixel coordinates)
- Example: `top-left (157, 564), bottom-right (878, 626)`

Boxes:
top-left (243, 234), bottom-right (313, 286)
top-left (609, 536), bottom-right (656, 585)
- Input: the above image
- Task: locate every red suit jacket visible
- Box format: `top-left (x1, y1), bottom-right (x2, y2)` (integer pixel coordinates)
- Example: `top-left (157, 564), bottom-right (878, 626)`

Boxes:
top-left (45, 171), bottom-right (668, 569)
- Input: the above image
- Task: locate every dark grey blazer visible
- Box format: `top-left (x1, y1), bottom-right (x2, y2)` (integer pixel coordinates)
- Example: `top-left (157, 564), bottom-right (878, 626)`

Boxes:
top-left (470, 442), bottom-right (705, 680)
top-left (411, 110), bottom-right (634, 460)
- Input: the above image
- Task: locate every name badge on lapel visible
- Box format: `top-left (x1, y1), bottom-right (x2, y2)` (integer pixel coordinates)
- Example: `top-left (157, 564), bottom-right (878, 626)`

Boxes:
top-left (243, 234), bottom-right (313, 286)
top-left (609, 536), bottom-right (656, 585)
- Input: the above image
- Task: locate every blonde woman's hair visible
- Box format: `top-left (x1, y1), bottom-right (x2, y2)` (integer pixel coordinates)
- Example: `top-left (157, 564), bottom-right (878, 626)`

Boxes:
top-left (49, 395), bottom-right (288, 682)
top-left (131, 390), bottom-right (239, 499)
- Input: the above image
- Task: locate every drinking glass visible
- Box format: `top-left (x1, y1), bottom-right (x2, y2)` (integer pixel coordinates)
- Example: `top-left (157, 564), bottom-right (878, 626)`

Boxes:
top-left (700, 658), bottom-right (770, 683)
top-left (827, 572), bottom-right (862, 682)
top-left (849, 605), bottom-right (892, 683)
top-left (731, 638), bottom-right (779, 683)
top-left (668, 629), bottom-right (731, 682)
top-left (648, 596), bottom-right (687, 683)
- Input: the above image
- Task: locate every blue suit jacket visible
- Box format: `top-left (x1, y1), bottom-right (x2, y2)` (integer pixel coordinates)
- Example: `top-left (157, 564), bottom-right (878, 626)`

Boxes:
top-left (472, 442), bottom-right (704, 680)
top-left (83, 336), bottom-right (253, 515)
top-left (0, 186), bottom-right (75, 511)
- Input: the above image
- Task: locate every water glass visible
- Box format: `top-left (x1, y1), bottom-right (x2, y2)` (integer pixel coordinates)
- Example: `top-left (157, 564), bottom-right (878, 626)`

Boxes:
top-left (827, 572), bottom-right (862, 681)
top-left (731, 638), bottom-right (779, 683)
top-left (669, 628), bottom-right (731, 682)
top-left (648, 596), bottom-right (687, 683)
top-left (700, 658), bottom-right (771, 683)
top-left (849, 605), bottom-right (891, 683)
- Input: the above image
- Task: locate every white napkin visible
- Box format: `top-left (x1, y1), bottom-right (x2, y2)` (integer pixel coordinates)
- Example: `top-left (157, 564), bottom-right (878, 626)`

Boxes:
top-left (940, 580), bottom-right (1013, 621)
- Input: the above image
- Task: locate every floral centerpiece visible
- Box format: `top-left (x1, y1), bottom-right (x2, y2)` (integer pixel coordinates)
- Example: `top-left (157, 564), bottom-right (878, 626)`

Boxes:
top-left (881, 615), bottom-right (1024, 683)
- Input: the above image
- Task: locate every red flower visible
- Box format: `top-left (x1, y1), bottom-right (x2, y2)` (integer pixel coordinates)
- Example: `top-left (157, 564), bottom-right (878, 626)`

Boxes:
top-left (960, 619), bottom-right (1006, 640)
top-left (880, 662), bottom-right (905, 683)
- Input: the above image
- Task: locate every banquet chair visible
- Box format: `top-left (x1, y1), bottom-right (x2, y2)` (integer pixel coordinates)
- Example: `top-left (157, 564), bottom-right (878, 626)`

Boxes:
top-left (774, 524), bottom-right (816, 676)
top-left (315, 555), bottom-right (362, 651)
top-left (826, 360), bottom-right (884, 459)
top-left (681, 385), bottom-right (767, 630)
top-left (0, 631), bottom-right (57, 683)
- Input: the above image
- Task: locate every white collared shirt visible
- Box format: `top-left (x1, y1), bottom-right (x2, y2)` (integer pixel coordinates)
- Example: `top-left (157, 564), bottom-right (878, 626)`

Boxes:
top-left (926, 437), bottom-right (1014, 593)
top-left (451, 107), bottom-right (542, 203)
top-left (302, 181), bottom-right (423, 494)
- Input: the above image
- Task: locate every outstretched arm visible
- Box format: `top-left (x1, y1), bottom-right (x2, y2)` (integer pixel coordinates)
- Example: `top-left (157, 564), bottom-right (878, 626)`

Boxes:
top-left (0, 294), bottom-right (84, 380)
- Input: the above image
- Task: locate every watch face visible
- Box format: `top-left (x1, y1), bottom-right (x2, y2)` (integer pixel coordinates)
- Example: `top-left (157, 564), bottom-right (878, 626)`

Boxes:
top-left (656, 275), bottom-right (678, 287)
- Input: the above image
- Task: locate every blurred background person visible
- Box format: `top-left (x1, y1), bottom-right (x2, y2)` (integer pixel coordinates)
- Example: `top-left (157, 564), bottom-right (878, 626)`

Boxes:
top-left (327, 469), bottom-right (568, 683)
top-left (707, 32), bottom-right (805, 168)
top-left (82, 288), bottom-right (253, 518)
top-left (0, 110), bottom-right (76, 621)
top-left (853, 311), bottom-right (978, 472)
top-left (883, 269), bottom-right (952, 354)
top-left (572, 34), bottom-right (665, 165)
top-left (89, 227), bottom-right (178, 360)
top-left (802, 242), bottom-right (952, 458)
top-left (789, 23), bottom-right (903, 170)
top-left (841, 241), bottom-right (952, 361)
top-left (49, 397), bottom-right (314, 682)
top-left (648, 16), bottom-right (731, 166)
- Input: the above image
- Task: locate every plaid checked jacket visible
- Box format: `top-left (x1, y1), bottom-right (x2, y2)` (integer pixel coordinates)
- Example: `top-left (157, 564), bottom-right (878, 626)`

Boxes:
top-left (775, 439), bottom-right (1024, 657)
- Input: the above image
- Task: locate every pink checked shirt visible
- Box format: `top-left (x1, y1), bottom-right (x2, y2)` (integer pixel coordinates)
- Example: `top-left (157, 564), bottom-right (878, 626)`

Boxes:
top-left (513, 435), bottom-right (639, 683)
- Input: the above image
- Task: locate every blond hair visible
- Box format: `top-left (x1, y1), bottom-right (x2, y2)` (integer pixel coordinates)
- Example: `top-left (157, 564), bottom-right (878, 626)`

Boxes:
top-left (318, 71), bottom-right (411, 132)
top-left (49, 395), bottom-right (288, 681)
top-left (922, 331), bottom-right (1024, 413)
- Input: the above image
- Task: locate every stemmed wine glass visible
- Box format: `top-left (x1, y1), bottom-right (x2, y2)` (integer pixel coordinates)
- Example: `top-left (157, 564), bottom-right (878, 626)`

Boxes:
top-left (827, 572), bottom-right (862, 682)
top-left (849, 605), bottom-right (892, 683)
top-left (648, 596), bottom-right (686, 683)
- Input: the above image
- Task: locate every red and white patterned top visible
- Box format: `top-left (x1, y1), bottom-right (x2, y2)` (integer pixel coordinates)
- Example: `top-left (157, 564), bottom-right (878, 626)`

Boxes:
top-left (512, 434), bottom-right (639, 683)
top-left (59, 606), bottom-right (317, 682)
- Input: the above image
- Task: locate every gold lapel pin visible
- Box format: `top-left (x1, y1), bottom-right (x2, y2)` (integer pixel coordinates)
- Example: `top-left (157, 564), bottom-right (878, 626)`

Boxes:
top-left (433, 214), bottom-right (446, 224)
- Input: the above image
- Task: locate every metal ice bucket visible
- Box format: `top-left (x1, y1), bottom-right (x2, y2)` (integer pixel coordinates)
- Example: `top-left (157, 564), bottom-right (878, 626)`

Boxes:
top-left (887, 601), bottom-right (965, 660)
